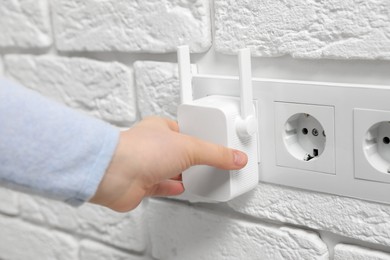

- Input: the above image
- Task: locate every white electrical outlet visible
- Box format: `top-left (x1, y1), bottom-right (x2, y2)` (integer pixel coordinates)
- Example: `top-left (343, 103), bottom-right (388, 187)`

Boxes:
top-left (354, 109), bottom-right (390, 184)
top-left (275, 102), bottom-right (335, 174)
top-left (189, 74), bottom-right (390, 205)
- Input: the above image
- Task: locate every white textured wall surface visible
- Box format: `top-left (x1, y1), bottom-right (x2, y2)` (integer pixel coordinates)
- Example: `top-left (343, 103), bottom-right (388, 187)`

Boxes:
top-left (334, 244), bottom-right (390, 260)
top-left (52, 0), bottom-right (212, 53)
top-left (215, 0), bottom-right (390, 59)
top-left (17, 193), bottom-right (146, 252)
top-left (0, 188), bottom-right (19, 216)
top-left (228, 184), bottom-right (390, 246)
top-left (0, 0), bottom-right (52, 48)
top-left (147, 200), bottom-right (329, 260)
top-left (0, 216), bottom-right (79, 260)
top-left (134, 61), bottom-right (180, 120)
top-left (1, 0), bottom-right (390, 259)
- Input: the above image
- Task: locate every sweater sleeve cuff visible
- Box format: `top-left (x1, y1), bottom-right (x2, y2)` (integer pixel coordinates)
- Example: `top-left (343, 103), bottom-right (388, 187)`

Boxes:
top-left (65, 127), bottom-right (120, 207)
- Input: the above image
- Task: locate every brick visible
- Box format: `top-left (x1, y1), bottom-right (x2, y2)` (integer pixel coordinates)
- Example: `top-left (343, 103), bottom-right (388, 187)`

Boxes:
top-left (5, 55), bottom-right (135, 126)
top-left (0, 215), bottom-right (78, 260)
top-left (147, 199), bottom-right (328, 260)
top-left (215, 0), bottom-right (390, 59)
top-left (18, 194), bottom-right (146, 252)
top-left (134, 61), bottom-right (180, 120)
top-left (80, 240), bottom-right (146, 260)
top-left (334, 244), bottom-right (390, 260)
top-left (228, 183), bottom-right (390, 246)
top-left (0, 0), bottom-right (52, 48)
top-left (53, 0), bottom-right (211, 53)
top-left (0, 187), bottom-right (19, 216)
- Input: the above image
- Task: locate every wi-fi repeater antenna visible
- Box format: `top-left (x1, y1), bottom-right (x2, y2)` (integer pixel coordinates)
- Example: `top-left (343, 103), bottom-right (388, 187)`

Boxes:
top-left (236, 48), bottom-right (257, 138)
top-left (177, 45), bottom-right (192, 104)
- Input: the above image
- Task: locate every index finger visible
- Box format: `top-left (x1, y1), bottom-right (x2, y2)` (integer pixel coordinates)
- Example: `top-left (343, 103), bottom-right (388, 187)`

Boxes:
top-left (185, 136), bottom-right (248, 170)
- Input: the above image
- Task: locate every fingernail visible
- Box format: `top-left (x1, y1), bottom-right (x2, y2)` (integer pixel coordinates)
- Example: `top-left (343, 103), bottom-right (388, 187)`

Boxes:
top-left (233, 151), bottom-right (246, 166)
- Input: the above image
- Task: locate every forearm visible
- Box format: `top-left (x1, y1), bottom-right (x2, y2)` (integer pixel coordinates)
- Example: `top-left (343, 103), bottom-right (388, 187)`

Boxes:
top-left (0, 78), bottom-right (120, 206)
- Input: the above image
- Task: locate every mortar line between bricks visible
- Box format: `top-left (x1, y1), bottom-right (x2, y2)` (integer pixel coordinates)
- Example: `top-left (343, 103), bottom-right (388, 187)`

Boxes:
top-left (56, 51), bottom-right (179, 65)
top-left (0, 211), bottom-right (19, 219)
top-left (16, 213), bottom-right (147, 257)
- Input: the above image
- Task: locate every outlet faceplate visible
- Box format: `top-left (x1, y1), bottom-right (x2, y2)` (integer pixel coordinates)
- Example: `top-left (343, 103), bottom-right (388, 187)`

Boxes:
top-left (192, 74), bottom-right (390, 205)
top-left (275, 102), bottom-right (335, 174)
top-left (354, 108), bottom-right (390, 184)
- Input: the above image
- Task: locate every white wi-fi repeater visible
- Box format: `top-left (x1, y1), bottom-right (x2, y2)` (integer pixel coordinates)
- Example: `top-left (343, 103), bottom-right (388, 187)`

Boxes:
top-left (177, 46), bottom-right (259, 202)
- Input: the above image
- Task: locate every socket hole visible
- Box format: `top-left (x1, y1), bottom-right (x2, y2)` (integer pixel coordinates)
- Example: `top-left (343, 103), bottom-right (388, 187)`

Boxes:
top-left (383, 137), bottom-right (390, 144)
top-left (283, 113), bottom-right (326, 162)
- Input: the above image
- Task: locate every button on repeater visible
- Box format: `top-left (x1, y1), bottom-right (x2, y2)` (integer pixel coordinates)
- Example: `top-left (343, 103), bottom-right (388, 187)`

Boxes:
top-left (177, 46), bottom-right (259, 202)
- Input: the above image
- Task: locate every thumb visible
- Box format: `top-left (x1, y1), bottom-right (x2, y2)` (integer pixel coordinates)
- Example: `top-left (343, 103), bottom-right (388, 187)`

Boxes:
top-left (185, 136), bottom-right (248, 170)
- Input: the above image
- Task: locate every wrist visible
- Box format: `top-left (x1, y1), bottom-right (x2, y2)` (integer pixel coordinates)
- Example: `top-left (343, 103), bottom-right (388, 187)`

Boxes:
top-left (90, 131), bottom-right (143, 211)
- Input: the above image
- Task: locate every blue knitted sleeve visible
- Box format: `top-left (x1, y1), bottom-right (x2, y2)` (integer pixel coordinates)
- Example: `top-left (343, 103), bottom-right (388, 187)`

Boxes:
top-left (0, 78), bottom-right (120, 206)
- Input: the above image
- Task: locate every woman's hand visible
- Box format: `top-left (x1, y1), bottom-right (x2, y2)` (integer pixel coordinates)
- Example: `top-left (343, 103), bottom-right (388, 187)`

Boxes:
top-left (89, 116), bottom-right (248, 212)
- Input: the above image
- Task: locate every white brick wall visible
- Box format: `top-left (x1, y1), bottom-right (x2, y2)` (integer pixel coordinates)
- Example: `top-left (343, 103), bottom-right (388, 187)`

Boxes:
top-left (215, 0), bottom-right (390, 59)
top-left (0, 216), bottom-right (78, 260)
top-left (0, 0), bottom-right (52, 48)
top-left (134, 61), bottom-right (180, 119)
top-left (1, 0), bottom-right (390, 259)
top-left (79, 240), bottom-right (147, 260)
top-left (147, 199), bottom-right (328, 260)
top-left (18, 194), bottom-right (146, 252)
top-left (334, 244), bottom-right (390, 260)
top-left (52, 0), bottom-right (212, 53)
top-left (228, 183), bottom-right (390, 246)
top-left (0, 188), bottom-right (19, 216)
